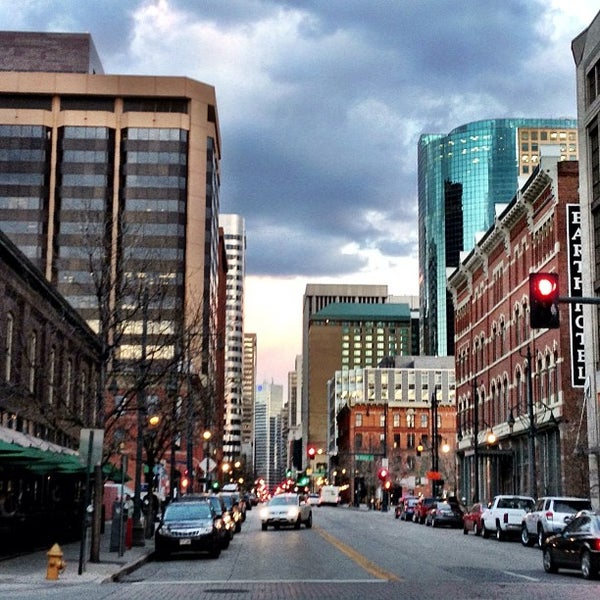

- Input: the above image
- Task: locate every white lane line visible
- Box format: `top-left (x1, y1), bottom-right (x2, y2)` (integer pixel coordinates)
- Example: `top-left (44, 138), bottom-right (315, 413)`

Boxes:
top-left (503, 570), bottom-right (541, 582)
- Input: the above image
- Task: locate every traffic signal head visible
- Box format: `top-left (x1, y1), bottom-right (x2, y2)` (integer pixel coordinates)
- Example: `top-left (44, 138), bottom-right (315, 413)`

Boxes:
top-left (377, 467), bottom-right (389, 481)
top-left (529, 272), bottom-right (559, 329)
top-left (416, 442), bottom-right (424, 457)
top-left (307, 446), bottom-right (316, 459)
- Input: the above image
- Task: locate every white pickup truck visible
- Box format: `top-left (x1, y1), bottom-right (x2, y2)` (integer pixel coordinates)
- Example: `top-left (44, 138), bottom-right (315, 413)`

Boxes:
top-left (481, 495), bottom-right (535, 541)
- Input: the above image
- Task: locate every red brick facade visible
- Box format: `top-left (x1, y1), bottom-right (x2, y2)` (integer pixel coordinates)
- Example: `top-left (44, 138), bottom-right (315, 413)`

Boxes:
top-left (448, 159), bottom-right (589, 502)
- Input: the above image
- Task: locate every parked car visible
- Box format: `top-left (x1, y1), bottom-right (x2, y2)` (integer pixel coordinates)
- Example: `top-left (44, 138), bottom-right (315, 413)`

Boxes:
top-left (195, 494), bottom-right (235, 547)
top-left (542, 510), bottom-right (600, 579)
top-left (481, 495), bottom-right (535, 540)
top-left (463, 502), bottom-right (485, 536)
top-left (413, 497), bottom-right (438, 524)
top-left (259, 493), bottom-right (313, 530)
top-left (154, 500), bottom-right (222, 559)
top-left (220, 493), bottom-right (243, 533)
top-left (521, 496), bottom-right (593, 547)
top-left (395, 496), bottom-right (418, 520)
top-left (425, 501), bottom-right (464, 528)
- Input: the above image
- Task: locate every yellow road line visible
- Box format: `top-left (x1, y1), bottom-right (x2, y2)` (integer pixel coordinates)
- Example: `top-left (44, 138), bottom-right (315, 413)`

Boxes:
top-left (315, 526), bottom-right (401, 581)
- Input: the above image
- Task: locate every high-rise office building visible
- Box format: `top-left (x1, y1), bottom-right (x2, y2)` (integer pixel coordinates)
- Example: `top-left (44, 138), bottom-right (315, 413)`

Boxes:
top-left (418, 118), bottom-right (578, 357)
top-left (219, 214), bottom-right (246, 461)
top-left (0, 32), bottom-right (222, 471)
top-left (301, 284), bottom-right (389, 466)
top-left (305, 298), bottom-right (413, 466)
top-left (242, 332), bottom-right (257, 464)
top-left (253, 380), bottom-right (284, 488)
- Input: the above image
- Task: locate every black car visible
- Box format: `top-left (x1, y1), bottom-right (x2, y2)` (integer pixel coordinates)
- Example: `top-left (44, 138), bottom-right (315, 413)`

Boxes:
top-left (425, 501), bottom-right (464, 528)
top-left (543, 510), bottom-right (600, 579)
top-left (155, 500), bottom-right (222, 559)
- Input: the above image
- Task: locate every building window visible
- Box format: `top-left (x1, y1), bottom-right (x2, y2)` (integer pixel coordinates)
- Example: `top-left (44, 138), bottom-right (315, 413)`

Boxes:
top-left (28, 331), bottom-right (37, 393)
top-left (379, 414), bottom-right (385, 427)
top-left (393, 433), bottom-right (400, 448)
top-left (406, 411), bottom-right (415, 428)
top-left (355, 413), bottom-right (363, 427)
top-left (393, 413), bottom-right (400, 427)
top-left (420, 413), bottom-right (428, 428)
top-left (48, 347), bottom-right (56, 405)
top-left (4, 312), bottom-right (13, 382)
top-left (354, 433), bottom-right (363, 449)
top-left (407, 432), bottom-right (415, 449)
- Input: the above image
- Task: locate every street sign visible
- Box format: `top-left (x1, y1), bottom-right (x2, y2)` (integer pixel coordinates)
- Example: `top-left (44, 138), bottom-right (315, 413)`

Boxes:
top-left (199, 457), bottom-right (216, 473)
top-left (355, 453), bottom-right (374, 461)
top-left (79, 428), bottom-right (104, 468)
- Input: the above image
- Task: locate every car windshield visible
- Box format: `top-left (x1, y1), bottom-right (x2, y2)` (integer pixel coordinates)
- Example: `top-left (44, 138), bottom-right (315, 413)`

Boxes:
top-left (208, 497), bottom-right (223, 515)
top-left (164, 503), bottom-right (212, 521)
top-left (221, 496), bottom-right (233, 509)
top-left (269, 495), bottom-right (298, 506)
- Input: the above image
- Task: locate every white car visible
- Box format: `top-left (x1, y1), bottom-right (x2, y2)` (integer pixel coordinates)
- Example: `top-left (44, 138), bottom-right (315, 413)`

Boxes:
top-left (260, 493), bottom-right (313, 530)
top-left (307, 493), bottom-right (320, 506)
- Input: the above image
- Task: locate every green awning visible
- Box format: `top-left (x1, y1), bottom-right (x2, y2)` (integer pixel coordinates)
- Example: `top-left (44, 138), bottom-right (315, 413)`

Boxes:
top-left (0, 439), bottom-right (84, 474)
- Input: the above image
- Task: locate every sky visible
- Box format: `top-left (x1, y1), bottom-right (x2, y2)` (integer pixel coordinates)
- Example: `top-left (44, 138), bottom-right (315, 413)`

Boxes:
top-left (2, 0), bottom-right (599, 388)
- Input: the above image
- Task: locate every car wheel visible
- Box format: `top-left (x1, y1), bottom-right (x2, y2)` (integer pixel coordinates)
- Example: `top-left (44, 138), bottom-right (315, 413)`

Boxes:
top-left (463, 524), bottom-right (469, 535)
top-left (235, 522), bottom-right (242, 533)
top-left (210, 546), bottom-right (221, 559)
top-left (543, 548), bottom-right (558, 573)
top-left (305, 513), bottom-right (313, 529)
top-left (261, 523), bottom-right (267, 531)
top-left (294, 516), bottom-right (301, 529)
top-left (431, 518), bottom-right (437, 528)
top-left (482, 524), bottom-right (490, 539)
top-left (537, 528), bottom-right (545, 548)
top-left (581, 550), bottom-right (599, 580)
top-left (521, 526), bottom-right (534, 547)
top-left (496, 525), bottom-right (505, 541)
top-left (222, 538), bottom-right (230, 549)
top-left (474, 522), bottom-right (482, 536)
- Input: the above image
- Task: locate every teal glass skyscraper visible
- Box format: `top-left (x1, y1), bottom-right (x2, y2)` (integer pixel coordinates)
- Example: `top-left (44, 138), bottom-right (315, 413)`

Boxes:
top-left (418, 118), bottom-right (578, 356)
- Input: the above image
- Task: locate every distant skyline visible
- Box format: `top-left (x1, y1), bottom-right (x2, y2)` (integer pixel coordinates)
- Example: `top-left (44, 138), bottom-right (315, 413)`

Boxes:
top-left (2, 0), bottom-right (598, 386)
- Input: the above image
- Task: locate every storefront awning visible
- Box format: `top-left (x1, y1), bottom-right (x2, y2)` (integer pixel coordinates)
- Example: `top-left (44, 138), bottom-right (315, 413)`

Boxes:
top-left (0, 426), bottom-right (85, 474)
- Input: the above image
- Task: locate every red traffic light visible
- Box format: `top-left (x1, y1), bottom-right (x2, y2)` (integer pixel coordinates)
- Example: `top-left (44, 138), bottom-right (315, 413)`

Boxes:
top-left (529, 272), bottom-right (560, 329)
top-left (307, 446), bottom-right (316, 459)
top-left (377, 467), bottom-right (389, 481)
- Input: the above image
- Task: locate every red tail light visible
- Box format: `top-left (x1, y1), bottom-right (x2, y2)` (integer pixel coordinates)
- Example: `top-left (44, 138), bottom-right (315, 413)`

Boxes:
top-left (591, 539), bottom-right (600, 552)
top-left (545, 511), bottom-right (554, 521)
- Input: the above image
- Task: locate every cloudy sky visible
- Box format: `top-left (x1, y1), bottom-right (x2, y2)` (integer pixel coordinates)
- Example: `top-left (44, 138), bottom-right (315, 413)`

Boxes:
top-left (3, 0), bottom-right (598, 386)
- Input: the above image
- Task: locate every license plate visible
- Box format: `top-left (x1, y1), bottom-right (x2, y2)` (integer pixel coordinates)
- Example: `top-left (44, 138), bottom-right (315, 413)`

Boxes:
top-left (179, 538), bottom-right (192, 545)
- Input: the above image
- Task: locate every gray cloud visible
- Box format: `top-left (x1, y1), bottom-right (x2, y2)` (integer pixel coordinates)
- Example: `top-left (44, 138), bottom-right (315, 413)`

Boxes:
top-left (0, 0), bottom-right (593, 279)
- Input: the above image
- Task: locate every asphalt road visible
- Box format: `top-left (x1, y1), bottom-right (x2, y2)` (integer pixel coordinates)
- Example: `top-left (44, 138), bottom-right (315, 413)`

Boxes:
top-left (7, 504), bottom-right (599, 600)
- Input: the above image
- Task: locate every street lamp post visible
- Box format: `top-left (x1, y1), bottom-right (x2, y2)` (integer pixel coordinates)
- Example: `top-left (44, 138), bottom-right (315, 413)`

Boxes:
top-left (431, 387), bottom-right (440, 497)
top-left (202, 430), bottom-right (212, 491)
top-left (131, 287), bottom-right (149, 547)
top-left (526, 345), bottom-right (537, 498)
top-left (472, 378), bottom-right (480, 503)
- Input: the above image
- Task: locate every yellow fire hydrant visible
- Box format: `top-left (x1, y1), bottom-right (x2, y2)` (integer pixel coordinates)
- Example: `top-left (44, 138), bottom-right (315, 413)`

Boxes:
top-left (46, 543), bottom-right (66, 580)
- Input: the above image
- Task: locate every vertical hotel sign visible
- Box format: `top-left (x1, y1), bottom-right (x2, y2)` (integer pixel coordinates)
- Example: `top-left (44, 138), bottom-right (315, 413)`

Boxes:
top-left (567, 204), bottom-right (585, 387)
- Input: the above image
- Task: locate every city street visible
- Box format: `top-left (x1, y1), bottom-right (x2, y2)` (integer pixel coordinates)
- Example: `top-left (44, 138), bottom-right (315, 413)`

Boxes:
top-left (6, 504), bottom-right (599, 600)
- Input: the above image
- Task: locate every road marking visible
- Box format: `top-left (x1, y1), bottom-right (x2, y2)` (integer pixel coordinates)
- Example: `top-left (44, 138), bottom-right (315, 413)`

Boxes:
top-left (503, 570), bottom-right (540, 582)
top-left (314, 526), bottom-right (401, 581)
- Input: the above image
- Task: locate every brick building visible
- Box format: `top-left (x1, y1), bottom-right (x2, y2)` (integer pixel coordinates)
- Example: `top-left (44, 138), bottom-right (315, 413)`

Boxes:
top-left (334, 356), bottom-right (455, 505)
top-left (448, 157), bottom-right (589, 503)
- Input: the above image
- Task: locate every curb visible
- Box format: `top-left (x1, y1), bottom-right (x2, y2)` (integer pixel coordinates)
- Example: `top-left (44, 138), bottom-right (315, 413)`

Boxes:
top-left (105, 551), bottom-right (154, 583)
